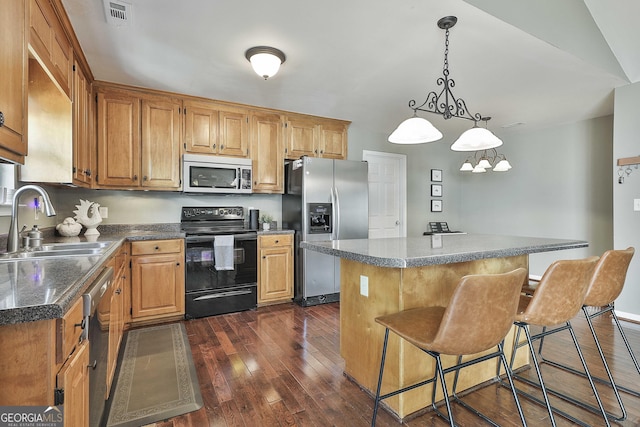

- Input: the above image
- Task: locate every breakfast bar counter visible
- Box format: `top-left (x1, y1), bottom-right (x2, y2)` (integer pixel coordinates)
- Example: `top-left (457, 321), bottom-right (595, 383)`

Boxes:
top-left (301, 234), bottom-right (588, 419)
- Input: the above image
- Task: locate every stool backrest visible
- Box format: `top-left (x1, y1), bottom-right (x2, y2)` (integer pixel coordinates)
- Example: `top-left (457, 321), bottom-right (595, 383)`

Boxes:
top-left (431, 268), bottom-right (527, 355)
top-left (517, 257), bottom-right (598, 327)
top-left (583, 247), bottom-right (635, 307)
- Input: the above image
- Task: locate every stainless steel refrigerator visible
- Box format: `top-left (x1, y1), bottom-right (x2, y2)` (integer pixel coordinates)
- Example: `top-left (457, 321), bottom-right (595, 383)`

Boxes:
top-left (282, 156), bottom-right (369, 306)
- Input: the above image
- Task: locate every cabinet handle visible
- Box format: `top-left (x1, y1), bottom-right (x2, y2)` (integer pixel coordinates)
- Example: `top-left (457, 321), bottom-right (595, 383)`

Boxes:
top-left (275, 240), bottom-right (279, 243)
top-left (143, 176), bottom-right (148, 181)
top-left (262, 256), bottom-right (266, 259)
top-left (314, 149), bottom-right (318, 154)
top-left (176, 262), bottom-right (180, 266)
top-left (134, 175), bottom-right (138, 181)
top-left (155, 246), bottom-right (160, 250)
top-left (74, 318), bottom-right (86, 329)
top-left (0, 111), bottom-right (4, 127)
top-left (85, 169), bottom-right (92, 177)
top-left (88, 360), bottom-right (97, 370)
top-left (115, 288), bottom-right (122, 295)
top-left (221, 144), bottom-right (224, 149)
top-left (213, 144), bottom-right (216, 149)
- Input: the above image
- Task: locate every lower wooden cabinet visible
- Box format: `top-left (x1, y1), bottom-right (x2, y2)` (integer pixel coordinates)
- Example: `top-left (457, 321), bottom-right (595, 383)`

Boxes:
top-left (130, 239), bottom-right (185, 324)
top-left (57, 340), bottom-right (89, 427)
top-left (258, 234), bottom-right (294, 304)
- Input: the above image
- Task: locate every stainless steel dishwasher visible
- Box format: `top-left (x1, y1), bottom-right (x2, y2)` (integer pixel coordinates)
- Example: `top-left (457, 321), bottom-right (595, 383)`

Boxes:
top-left (82, 266), bottom-right (114, 427)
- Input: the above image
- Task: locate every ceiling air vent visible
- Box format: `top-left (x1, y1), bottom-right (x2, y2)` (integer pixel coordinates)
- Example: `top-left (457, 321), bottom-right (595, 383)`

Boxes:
top-left (103, 0), bottom-right (132, 27)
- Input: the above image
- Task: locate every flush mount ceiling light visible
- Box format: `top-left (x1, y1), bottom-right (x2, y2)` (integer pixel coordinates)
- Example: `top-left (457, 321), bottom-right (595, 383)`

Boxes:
top-left (388, 16), bottom-right (503, 152)
top-left (245, 46), bottom-right (286, 80)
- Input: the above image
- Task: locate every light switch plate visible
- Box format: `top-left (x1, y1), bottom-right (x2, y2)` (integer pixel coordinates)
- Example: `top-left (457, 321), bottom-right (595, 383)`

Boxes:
top-left (634, 199), bottom-right (640, 211)
top-left (99, 206), bottom-right (108, 218)
top-left (360, 275), bottom-right (369, 297)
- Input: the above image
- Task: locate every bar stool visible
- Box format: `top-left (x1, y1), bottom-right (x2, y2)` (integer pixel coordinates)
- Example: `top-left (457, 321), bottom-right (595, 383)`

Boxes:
top-left (535, 247), bottom-right (636, 422)
top-left (507, 256), bottom-right (609, 427)
top-left (371, 268), bottom-right (528, 427)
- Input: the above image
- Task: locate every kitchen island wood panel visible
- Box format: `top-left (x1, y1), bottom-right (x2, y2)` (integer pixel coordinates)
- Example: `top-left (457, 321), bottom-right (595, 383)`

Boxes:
top-left (301, 234), bottom-right (588, 418)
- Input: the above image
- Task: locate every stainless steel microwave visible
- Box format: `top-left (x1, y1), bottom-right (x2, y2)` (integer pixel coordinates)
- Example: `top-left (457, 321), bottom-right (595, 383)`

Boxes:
top-left (182, 154), bottom-right (252, 194)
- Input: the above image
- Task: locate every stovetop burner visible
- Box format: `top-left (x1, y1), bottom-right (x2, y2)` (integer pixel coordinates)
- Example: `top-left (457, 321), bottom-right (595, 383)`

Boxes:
top-left (180, 206), bottom-right (255, 235)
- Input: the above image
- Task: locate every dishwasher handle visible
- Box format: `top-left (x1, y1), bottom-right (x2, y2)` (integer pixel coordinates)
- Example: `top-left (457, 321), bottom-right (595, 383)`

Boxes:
top-left (82, 266), bottom-right (114, 318)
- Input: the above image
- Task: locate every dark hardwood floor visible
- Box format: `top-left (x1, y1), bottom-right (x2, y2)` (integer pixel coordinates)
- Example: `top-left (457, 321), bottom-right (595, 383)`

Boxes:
top-left (150, 302), bottom-right (640, 426)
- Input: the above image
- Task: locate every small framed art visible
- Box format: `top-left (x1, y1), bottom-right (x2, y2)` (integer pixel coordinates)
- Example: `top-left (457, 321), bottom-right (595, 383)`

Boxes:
top-left (431, 199), bottom-right (442, 212)
top-left (431, 169), bottom-right (442, 182)
top-left (431, 184), bottom-right (442, 197)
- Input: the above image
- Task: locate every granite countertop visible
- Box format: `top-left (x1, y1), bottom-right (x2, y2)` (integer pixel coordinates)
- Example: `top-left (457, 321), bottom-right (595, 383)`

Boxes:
top-left (0, 224), bottom-right (186, 326)
top-left (300, 234), bottom-right (588, 268)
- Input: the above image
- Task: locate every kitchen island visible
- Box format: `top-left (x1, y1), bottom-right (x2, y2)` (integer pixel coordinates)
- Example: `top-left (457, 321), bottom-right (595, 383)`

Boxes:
top-left (301, 233), bottom-right (588, 419)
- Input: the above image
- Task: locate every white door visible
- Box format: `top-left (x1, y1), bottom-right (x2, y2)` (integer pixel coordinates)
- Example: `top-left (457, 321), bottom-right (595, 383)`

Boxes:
top-left (363, 150), bottom-right (406, 238)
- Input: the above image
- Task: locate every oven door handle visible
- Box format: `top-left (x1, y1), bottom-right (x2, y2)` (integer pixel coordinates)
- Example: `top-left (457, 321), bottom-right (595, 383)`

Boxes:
top-left (194, 289), bottom-right (253, 300)
top-left (185, 234), bottom-right (256, 243)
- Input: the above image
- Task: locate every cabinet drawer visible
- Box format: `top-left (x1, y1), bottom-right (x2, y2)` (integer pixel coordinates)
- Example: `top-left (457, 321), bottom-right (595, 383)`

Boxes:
top-left (58, 297), bottom-right (84, 362)
top-left (131, 239), bottom-right (183, 256)
top-left (259, 234), bottom-right (293, 248)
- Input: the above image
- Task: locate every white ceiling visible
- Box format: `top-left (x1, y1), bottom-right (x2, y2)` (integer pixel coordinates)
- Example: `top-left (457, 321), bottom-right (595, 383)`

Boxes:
top-left (61, 0), bottom-right (639, 142)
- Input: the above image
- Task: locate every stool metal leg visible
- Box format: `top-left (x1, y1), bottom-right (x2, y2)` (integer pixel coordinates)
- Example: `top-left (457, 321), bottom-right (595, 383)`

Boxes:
top-left (371, 328), bottom-right (389, 427)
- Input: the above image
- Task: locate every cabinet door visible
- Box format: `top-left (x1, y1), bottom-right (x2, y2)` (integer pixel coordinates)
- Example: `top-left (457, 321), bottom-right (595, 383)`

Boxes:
top-left (319, 122), bottom-right (347, 159)
top-left (131, 253), bottom-right (184, 319)
top-left (258, 235), bottom-right (293, 304)
top-left (184, 100), bottom-right (218, 154)
top-left (285, 117), bottom-right (317, 160)
top-left (141, 98), bottom-right (181, 189)
top-left (219, 109), bottom-right (248, 157)
top-left (251, 112), bottom-right (283, 193)
top-left (72, 60), bottom-right (92, 186)
top-left (96, 90), bottom-right (140, 187)
top-left (0, 0), bottom-right (28, 162)
top-left (57, 340), bottom-right (89, 427)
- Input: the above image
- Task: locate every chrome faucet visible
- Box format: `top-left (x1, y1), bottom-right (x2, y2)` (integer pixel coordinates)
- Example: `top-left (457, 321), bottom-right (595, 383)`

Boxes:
top-left (7, 185), bottom-right (56, 253)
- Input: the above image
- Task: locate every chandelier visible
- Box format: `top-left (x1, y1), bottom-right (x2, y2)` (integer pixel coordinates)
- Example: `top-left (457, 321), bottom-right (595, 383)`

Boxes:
top-left (388, 16), bottom-right (503, 152)
top-left (460, 147), bottom-right (512, 173)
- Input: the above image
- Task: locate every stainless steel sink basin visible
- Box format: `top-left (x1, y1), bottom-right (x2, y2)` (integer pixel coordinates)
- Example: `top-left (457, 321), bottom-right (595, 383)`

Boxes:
top-left (0, 241), bottom-right (112, 260)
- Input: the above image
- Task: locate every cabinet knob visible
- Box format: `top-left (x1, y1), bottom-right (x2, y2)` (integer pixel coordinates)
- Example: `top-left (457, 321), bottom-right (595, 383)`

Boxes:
top-left (115, 288), bottom-right (122, 295)
top-left (88, 360), bottom-right (97, 370)
top-left (275, 240), bottom-right (279, 243)
top-left (85, 169), bottom-right (92, 177)
top-left (134, 175), bottom-right (138, 181)
top-left (0, 111), bottom-right (4, 127)
top-left (155, 246), bottom-right (160, 250)
top-left (143, 176), bottom-right (148, 181)
top-left (220, 144), bottom-right (224, 149)
top-left (262, 256), bottom-right (266, 259)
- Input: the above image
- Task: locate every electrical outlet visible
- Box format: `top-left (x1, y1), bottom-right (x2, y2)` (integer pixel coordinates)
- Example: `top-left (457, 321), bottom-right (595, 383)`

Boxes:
top-left (360, 275), bottom-right (369, 297)
top-left (99, 206), bottom-right (108, 218)
top-left (634, 199), bottom-right (640, 212)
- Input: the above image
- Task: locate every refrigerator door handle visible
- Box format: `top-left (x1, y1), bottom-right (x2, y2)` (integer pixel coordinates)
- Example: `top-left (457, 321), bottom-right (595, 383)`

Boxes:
top-left (332, 186), bottom-right (340, 240)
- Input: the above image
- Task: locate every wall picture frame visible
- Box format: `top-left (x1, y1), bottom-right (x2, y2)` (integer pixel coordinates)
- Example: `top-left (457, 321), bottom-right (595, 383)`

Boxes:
top-left (431, 169), bottom-right (442, 182)
top-left (431, 184), bottom-right (442, 197)
top-left (431, 199), bottom-right (442, 212)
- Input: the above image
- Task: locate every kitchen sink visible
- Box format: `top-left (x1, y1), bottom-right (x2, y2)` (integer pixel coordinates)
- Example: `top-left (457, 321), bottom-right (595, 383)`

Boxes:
top-left (0, 241), bottom-right (113, 260)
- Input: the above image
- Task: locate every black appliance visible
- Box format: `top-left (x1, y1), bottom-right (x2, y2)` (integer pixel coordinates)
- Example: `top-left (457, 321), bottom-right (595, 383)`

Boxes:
top-left (181, 206), bottom-right (257, 318)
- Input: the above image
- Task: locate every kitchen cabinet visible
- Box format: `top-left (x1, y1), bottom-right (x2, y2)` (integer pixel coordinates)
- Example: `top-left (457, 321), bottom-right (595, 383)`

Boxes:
top-left (56, 340), bottom-right (89, 427)
top-left (29, 0), bottom-right (73, 98)
top-left (250, 111), bottom-right (284, 193)
top-left (96, 86), bottom-right (181, 190)
top-left (106, 245), bottom-right (127, 396)
top-left (130, 239), bottom-right (185, 324)
top-left (184, 99), bottom-right (249, 157)
top-left (0, 0), bottom-right (28, 164)
top-left (258, 234), bottom-right (294, 304)
top-left (72, 58), bottom-right (93, 186)
top-left (284, 115), bottom-right (349, 160)
top-left (0, 296), bottom-right (86, 416)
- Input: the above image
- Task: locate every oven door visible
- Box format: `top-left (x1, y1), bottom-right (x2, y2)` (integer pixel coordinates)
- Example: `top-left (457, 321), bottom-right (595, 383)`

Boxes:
top-left (185, 234), bottom-right (257, 293)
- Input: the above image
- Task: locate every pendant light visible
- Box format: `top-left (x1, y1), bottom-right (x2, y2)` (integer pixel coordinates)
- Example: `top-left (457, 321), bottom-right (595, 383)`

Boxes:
top-left (388, 16), bottom-right (503, 152)
top-left (245, 46), bottom-right (286, 80)
top-left (459, 148), bottom-right (512, 173)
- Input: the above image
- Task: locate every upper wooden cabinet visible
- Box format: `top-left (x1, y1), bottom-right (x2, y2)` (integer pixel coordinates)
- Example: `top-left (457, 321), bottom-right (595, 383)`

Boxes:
top-left (250, 111), bottom-right (284, 193)
top-left (0, 0), bottom-right (28, 164)
top-left (29, 0), bottom-right (72, 98)
top-left (183, 99), bottom-right (249, 157)
top-left (285, 115), bottom-right (348, 160)
top-left (96, 86), bottom-right (181, 190)
top-left (72, 59), bottom-right (93, 186)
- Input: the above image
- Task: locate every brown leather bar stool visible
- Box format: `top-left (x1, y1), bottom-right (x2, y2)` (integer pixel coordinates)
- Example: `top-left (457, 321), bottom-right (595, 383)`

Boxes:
top-left (535, 247), bottom-right (636, 422)
top-left (371, 268), bottom-right (528, 427)
top-left (506, 256), bottom-right (610, 427)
